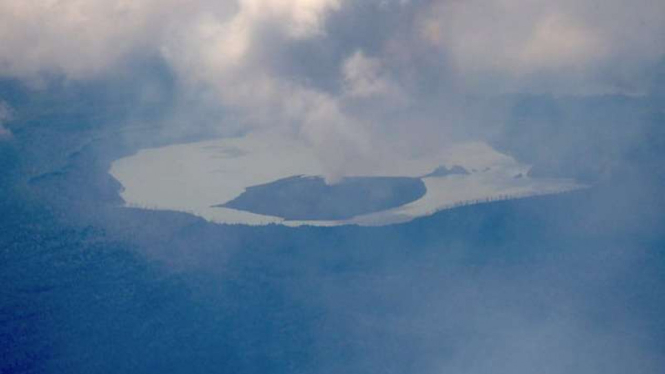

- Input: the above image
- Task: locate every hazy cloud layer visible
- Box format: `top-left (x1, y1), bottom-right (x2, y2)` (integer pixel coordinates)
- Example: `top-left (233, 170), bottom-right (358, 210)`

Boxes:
top-left (0, 0), bottom-right (663, 177)
top-left (420, 0), bottom-right (665, 94)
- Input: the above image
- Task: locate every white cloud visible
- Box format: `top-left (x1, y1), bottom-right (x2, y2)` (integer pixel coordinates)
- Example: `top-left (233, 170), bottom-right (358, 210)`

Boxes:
top-left (1, 0), bottom-right (662, 92)
top-left (419, 0), bottom-right (665, 93)
top-left (0, 0), bottom-right (167, 79)
top-left (518, 13), bottom-right (607, 71)
top-left (237, 0), bottom-right (340, 38)
top-left (342, 50), bottom-right (402, 99)
top-left (0, 0), bottom-right (663, 174)
top-left (158, 0), bottom-right (382, 181)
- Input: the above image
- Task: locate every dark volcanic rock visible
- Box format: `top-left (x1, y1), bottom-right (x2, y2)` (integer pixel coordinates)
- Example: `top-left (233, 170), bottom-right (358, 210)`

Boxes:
top-left (217, 175), bottom-right (427, 221)
top-left (423, 165), bottom-right (469, 178)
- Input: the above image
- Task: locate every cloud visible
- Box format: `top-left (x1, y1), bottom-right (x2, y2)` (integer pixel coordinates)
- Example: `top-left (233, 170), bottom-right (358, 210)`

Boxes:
top-left (419, 0), bottom-right (665, 94)
top-left (0, 0), bottom-right (663, 178)
top-left (158, 0), bottom-right (382, 181)
top-left (342, 51), bottom-right (401, 99)
top-left (0, 0), bottom-right (164, 79)
top-left (2, 0), bottom-right (663, 92)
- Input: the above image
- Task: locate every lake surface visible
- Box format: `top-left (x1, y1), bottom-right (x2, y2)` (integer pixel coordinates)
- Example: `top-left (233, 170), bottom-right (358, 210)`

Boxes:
top-left (109, 130), bottom-right (584, 226)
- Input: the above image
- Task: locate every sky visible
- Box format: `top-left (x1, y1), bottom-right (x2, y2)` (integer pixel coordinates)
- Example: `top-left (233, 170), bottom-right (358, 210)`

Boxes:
top-left (1, 0), bottom-right (664, 180)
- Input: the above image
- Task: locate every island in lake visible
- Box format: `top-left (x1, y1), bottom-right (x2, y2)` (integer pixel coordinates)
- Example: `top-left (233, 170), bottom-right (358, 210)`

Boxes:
top-left (217, 175), bottom-right (427, 221)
